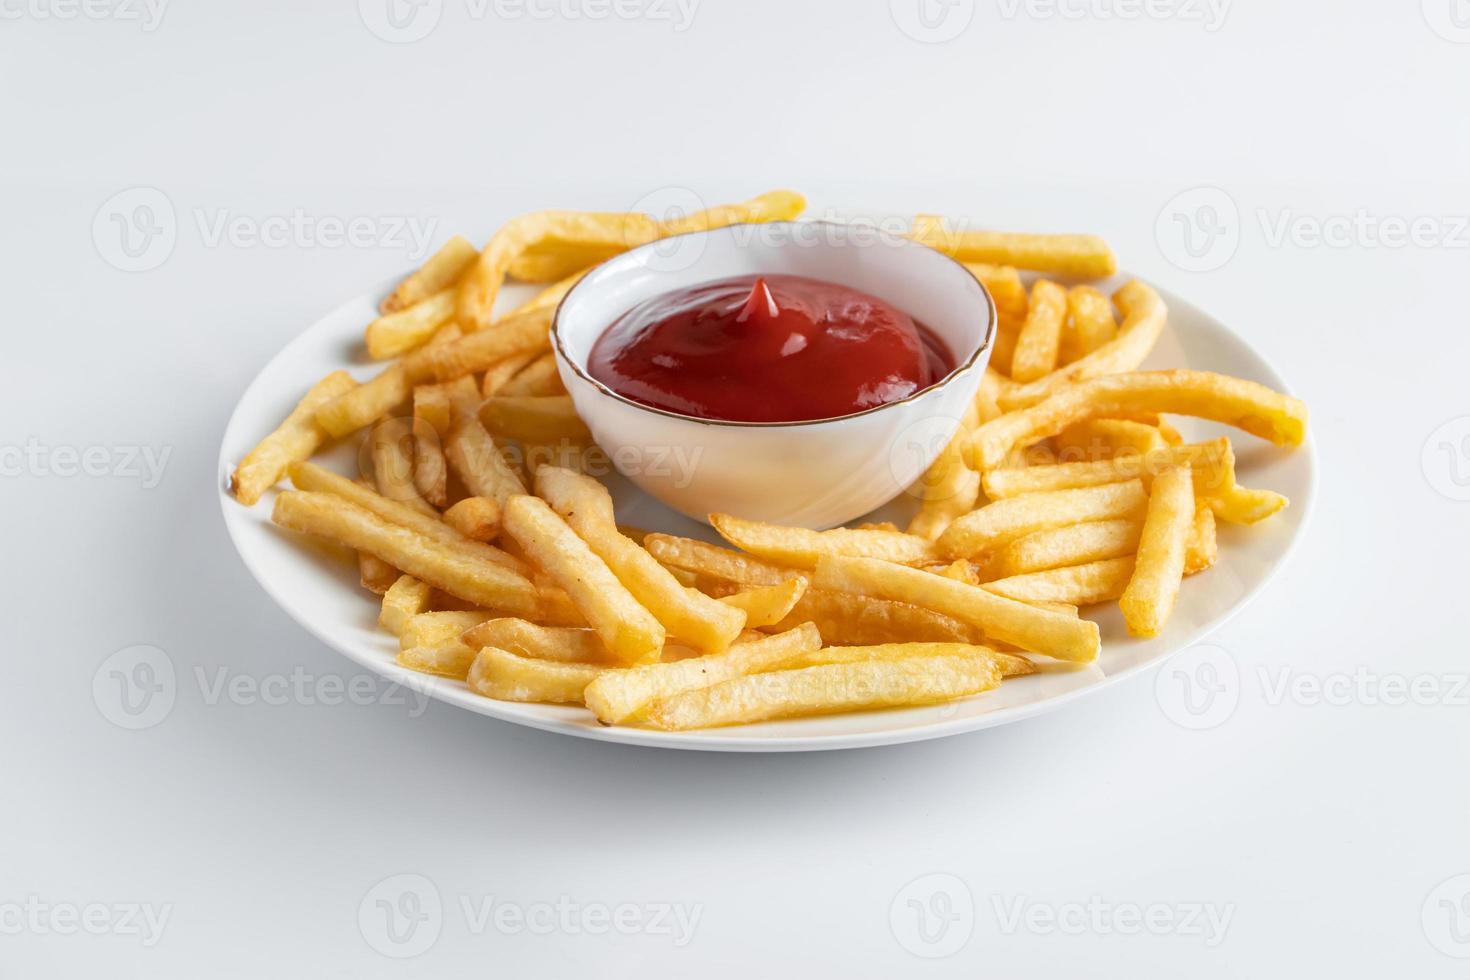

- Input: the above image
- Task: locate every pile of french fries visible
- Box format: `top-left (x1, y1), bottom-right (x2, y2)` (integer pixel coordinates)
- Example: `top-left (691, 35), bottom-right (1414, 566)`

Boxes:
top-left (229, 193), bottom-right (1309, 731)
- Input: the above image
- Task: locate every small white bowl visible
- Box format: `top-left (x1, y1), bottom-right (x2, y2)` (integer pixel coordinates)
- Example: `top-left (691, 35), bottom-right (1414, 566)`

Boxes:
top-left (551, 221), bottom-right (995, 529)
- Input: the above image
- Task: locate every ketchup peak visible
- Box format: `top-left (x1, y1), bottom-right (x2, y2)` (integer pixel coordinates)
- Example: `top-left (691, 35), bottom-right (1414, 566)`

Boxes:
top-left (588, 274), bottom-right (956, 423)
top-left (735, 276), bottom-right (781, 326)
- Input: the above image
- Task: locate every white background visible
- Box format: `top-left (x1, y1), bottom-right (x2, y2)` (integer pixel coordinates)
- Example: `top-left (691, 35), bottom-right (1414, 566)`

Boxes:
top-left (3, 1), bottom-right (1468, 975)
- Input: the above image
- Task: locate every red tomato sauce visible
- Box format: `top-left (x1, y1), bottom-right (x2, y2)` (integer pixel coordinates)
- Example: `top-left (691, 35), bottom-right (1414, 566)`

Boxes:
top-left (587, 274), bottom-right (955, 423)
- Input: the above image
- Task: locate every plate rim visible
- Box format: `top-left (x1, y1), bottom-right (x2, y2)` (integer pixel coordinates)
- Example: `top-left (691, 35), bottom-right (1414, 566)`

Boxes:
top-left (217, 274), bottom-right (1317, 752)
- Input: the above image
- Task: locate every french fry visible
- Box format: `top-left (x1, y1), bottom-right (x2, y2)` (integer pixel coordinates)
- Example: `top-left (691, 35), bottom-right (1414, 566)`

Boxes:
top-left (508, 245), bottom-right (623, 284)
top-left (982, 517), bottom-right (1143, 579)
top-left (1120, 466), bottom-right (1193, 636)
top-left (964, 263), bottom-right (1027, 325)
top-left (644, 534), bottom-right (800, 586)
top-left (967, 370), bottom-right (1310, 472)
top-left (717, 578), bottom-right (808, 628)
top-left (230, 371), bottom-right (357, 505)
top-left (1060, 285), bottom-right (1117, 364)
top-left (910, 220), bottom-right (1117, 278)
top-left (505, 270), bottom-right (588, 317)
top-left (467, 646), bottom-right (609, 704)
top-left (380, 575), bottom-right (432, 635)
top-left (400, 610), bottom-right (493, 648)
top-left (1209, 484), bottom-right (1289, 524)
top-left (983, 506), bottom-right (1217, 605)
top-left (397, 641), bottom-right (478, 679)
top-left (768, 588), bottom-right (983, 645)
top-left (502, 494), bottom-right (666, 664)
top-left (582, 622), bottom-right (820, 724)
top-left (646, 654), bottom-right (1001, 731)
top-left (710, 513), bottom-right (939, 569)
top-left (481, 350), bottom-right (543, 398)
top-left (359, 553), bottom-right (400, 595)
top-left (907, 400), bottom-right (982, 541)
top-left (937, 480), bottom-right (1148, 558)
top-left (996, 280), bottom-right (1168, 409)
top-left (443, 496), bottom-right (501, 541)
top-left (498, 353), bottom-right (565, 396)
top-left (1009, 280), bottom-right (1068, 383)
top-left (287, 461), bottom-right (526, 573)
top-left (381, 235), bottom-right (478, 313)
top-left (784, 641), bottom-right (1034, 678)
top-left (536, 467), bottom-right (746, 652)
top-left (405, 305), bottom-right (553, 382)
top-left (461, 618), bottom-right (618, 664)
top-left (273, 491), bottom-right (539, 615)
top-left (444, 413), bottom-right (527, 506)
top-left (812, 555), bottom-right (1100, 662)
top-left (410, 386), bottom-right (451, 507)
top-left (365, 289), bottom-right (455, 359)
top-left (370, 417), bottom-right (437, 516)
top-left (316, 365), bottom-right (409, 439)
top-left (482, 396), bottom-right (591, 444)
top-left (981, 439), bottom-right (1234, 499)
top-left (1053, 419), bottom-right (1169, 462)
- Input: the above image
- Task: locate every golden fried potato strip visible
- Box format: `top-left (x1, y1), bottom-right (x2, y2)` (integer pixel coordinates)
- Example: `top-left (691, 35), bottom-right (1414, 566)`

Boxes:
top-left (967, 370), bottom-right (1309, 472)
top-left (710, 513), bottom-right (939, 569)
top-left (646, 654), bottom-right (1001, 731)
top-left (231, 371), bottom-right (357, 505)
top-left (813, 556), bottom-right (1099, 662)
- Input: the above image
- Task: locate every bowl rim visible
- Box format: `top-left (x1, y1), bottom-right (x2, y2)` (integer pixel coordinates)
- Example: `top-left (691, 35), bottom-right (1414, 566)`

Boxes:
top-left (549, 219), bottom-right (997, 429)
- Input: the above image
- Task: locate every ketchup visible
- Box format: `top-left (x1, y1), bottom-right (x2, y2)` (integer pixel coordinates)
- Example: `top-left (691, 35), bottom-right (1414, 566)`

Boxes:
top-left (587, 275), bottom-right (955, 423)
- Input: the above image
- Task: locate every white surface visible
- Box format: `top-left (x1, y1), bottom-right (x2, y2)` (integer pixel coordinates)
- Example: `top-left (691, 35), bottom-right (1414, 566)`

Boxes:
top-left (553, 222), bottom-right (993, 527)
top-left (220, 272), bottom-right (1313, 750)
top-left (2, 3), bottom-right (1466, 976)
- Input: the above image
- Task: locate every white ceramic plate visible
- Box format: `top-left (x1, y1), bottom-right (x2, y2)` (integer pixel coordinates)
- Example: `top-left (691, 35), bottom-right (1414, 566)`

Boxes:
top-left (219, 272), bottom-right (1316, 752)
